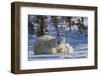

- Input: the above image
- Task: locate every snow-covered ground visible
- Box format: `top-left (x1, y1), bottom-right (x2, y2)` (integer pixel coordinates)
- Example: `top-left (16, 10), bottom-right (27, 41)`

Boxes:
top-left (28, 24), bottom-right (88, 61)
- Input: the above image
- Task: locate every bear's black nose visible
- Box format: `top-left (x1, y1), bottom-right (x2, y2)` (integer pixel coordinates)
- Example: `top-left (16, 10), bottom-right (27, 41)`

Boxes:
top-left (57, 41), bottom-right (60, 44)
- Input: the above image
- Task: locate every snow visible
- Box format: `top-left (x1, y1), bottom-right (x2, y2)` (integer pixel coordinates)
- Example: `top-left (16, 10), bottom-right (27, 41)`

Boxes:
top-left (28, 43), bottom-right (87, 61)
top-left (28, 19), bottom-right (88, 61)
top-left (28, 25), bottom-right (88, 60)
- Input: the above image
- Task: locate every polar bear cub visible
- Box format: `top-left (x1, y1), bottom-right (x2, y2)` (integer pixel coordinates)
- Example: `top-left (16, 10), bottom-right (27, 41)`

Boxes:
top-left (51, 43), bottom-right (73, 54)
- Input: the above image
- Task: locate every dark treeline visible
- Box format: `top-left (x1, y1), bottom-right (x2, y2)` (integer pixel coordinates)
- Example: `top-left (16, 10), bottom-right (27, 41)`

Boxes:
top-left (28, 15), bottom-right (88, 37)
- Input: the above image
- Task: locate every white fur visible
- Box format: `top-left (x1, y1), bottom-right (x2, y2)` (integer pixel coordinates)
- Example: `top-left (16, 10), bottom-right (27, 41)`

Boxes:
top-left (51, 43), bottom-right (73, 54)
top-left (34, 35), bottom-right (73, 54)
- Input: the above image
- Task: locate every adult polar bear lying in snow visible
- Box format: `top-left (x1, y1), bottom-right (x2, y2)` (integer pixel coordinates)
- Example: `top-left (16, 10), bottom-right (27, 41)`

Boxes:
top-left (33, 35), bottom-right (73, 55)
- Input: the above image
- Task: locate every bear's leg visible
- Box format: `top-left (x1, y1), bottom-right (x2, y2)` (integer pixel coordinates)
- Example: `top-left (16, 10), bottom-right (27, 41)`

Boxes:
top-left (51, 48), bottom-right (57, 54)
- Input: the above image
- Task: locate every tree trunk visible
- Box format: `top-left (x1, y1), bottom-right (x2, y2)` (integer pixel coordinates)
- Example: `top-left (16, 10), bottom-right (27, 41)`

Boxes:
top-left (81, 17), bottom-right (84, 25)
top-left (69, 18), bottom-right (71, 31)
top-left (67, 17), bottom-right (72, 31)
top-left (39, 16), bottom-right (45, 36)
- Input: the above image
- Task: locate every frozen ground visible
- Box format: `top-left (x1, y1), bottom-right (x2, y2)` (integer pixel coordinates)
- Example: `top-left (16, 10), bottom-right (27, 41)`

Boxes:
top-left (28, 25), bottom-right (88, 61)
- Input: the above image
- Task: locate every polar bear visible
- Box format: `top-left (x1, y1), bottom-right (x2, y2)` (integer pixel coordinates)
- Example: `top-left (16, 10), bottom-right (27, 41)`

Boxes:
top-left (51, 43), bottom-right (73, 54)
top-left (54, 35), bottom-right (73, 54)
top-left (33, 35), bottom-right (57, 54)
top-left (33, 35), bottom-right (73, 55)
